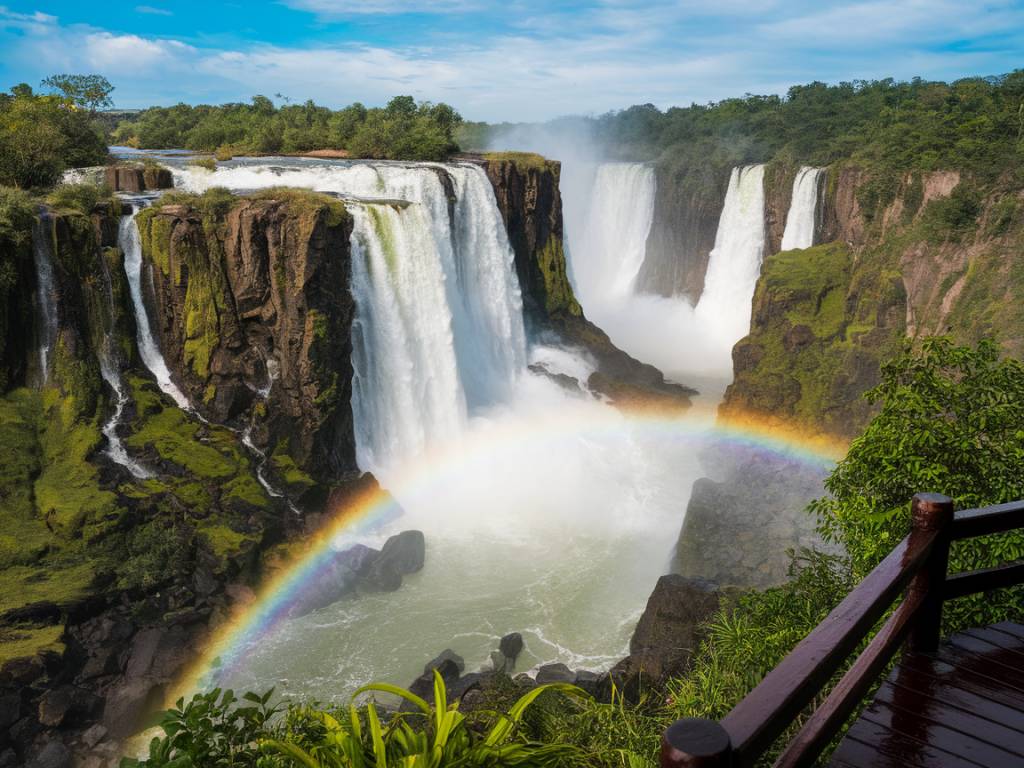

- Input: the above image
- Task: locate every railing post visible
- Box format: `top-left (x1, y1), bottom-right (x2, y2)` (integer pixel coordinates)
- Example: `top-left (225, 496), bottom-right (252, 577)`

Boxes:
top-left (660, 718), bottom-right (733, 767)
top-left (905, 492), bottom-right (954, 653)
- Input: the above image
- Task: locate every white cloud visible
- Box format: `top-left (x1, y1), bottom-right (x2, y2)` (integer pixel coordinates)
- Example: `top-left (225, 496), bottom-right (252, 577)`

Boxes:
top-left (1, 1), bottom-right (1022, 120)
top-left (135, 5), bottom-right (174, 16)
top-left (281, 0), bottom-right (477, 16)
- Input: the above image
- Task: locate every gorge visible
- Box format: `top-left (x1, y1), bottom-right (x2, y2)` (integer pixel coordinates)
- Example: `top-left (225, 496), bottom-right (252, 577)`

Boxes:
top-left (2, 121), bottom-right (1023, 768)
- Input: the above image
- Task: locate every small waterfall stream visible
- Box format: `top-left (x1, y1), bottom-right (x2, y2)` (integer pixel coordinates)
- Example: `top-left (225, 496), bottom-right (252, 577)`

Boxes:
top-left (780, 166), bottom-right (824, 251)
top-left (119, 204), bottom-right (192, 411)
top-left (31, 211), bottom-right (59, 385)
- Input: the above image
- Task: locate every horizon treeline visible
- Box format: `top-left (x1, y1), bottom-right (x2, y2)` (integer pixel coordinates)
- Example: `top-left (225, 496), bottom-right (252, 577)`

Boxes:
top-left (112, 94), bottom-right (462, 161)
top-left (465, 71), bottom-right (1024, 180)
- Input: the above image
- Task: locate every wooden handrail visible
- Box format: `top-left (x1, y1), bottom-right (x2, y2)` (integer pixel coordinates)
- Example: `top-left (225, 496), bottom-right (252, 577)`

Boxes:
top-left (660, 492), bottom-right (1024, 768)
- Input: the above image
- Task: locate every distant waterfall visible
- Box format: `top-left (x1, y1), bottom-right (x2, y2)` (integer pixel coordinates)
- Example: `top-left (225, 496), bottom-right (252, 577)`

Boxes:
top-left (31, 212), bottom-right (58, 384)
top-left (695, 165), bottom-right (766, 354)
top-left (574, 163), bottom-right (655, 303)
top-left (780, 167), bottom-right (824, 251)
top-left (119, 206), bottom-right (192, 411)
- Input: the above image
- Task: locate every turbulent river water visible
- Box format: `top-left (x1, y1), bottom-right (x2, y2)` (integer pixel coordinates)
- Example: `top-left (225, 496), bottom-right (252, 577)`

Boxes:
top-left (102, 151), bottom-right (819, 702)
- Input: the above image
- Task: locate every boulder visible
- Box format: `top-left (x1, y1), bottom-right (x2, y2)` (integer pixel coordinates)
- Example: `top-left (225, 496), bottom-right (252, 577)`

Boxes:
top-left (407, 658), bottom-right (462, 709)
top-left (424, 649), bottom-right (464, 676)
top-left (535, 663), bottom-right (575, 685)
top-left (608, 575), bottom-right (721, 700)
top-left (26, 739), bottom-right (71, 768)
top-left (0, 692), bottom-right (20, 729)
top-left (499, 632), bottom-right (524, 663)
top-left (574, 670), bottom-right (602, 696)
top-left (377, 531), bottom-right (425, 575)
top-left (37, 687), bottom-right (73, 727)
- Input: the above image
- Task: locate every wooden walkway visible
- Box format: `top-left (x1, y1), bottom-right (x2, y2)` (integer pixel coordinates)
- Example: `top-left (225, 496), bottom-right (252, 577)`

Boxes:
top-left (831, 621), bottom-right (1024, 768)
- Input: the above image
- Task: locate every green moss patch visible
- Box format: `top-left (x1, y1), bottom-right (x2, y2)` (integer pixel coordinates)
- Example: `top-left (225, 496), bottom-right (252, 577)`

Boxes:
top-left (0, 623), bottom-right (64, 666)
top-left (483, 151), bottom-right (553, 172)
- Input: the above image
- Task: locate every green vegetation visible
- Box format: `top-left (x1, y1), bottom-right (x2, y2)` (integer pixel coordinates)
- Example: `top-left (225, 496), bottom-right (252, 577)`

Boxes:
top-left (113, 95), bottom-right (462, 161)
top-left (0, 79), bottom-right (108, 188)
top-left (127, 675), bottom-right (595, 768)
top-left (812, 338), bottom-right (1024, 628)
top-left (483, 151), bottom-right (553, 172)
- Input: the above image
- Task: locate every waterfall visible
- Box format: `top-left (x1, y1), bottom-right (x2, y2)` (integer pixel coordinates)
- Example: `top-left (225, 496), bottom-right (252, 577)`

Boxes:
top-left (174, 159), bottom-right (527, 470)
top-left (694, 165), bottom-right (767, 361)
top-left (119, 205), bottom-right (192, 411)
top-left (780, 166), bottom-right (824, 251)
top-left (94, 241), bottom-right (152, 479)
top-left (574, 163), bottom-right (656, 304)
top-left (31, 212), bottom-right (58, 385)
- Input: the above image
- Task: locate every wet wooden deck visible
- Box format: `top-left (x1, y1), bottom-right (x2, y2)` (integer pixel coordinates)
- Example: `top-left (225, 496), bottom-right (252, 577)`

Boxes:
top-left (831, 621), bottom-right (1024, 768)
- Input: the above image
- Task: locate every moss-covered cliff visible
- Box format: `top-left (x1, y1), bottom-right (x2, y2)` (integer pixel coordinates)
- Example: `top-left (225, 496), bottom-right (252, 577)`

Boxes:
top-left (722, 168), bottom-right (1024, 439)
top-left (135, 188), bottom-right (357, 485)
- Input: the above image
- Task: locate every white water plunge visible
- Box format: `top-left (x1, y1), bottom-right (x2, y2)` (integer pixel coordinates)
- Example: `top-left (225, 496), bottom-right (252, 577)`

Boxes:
top-left (31, 212), bottom-right (59, 385)
top-left (176, 158), bottom-right (701, 700)
top-left (780, 166), bottom-right (824, 251)
top-left (693, 164), bottom-right (767, 367)
top-left (119, 206), bottom-right (192, 411)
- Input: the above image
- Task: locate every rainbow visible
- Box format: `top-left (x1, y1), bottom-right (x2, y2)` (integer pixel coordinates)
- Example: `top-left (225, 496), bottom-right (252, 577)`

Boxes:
top-left (171, 406), bottom-right (846, 702)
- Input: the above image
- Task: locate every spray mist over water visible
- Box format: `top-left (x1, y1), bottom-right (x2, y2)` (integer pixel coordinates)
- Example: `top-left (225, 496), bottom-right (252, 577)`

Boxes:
top-left (174, 156), bottom-right (708, 696)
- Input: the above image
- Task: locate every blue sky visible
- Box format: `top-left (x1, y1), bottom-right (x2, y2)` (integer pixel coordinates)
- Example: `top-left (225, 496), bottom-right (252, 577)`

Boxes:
top-left (1, 1), bottom-right (1022, 121)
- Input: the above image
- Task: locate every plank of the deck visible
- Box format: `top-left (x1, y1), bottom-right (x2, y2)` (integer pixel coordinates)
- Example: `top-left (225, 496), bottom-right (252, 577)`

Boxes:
top-left (888, 661), bottom-right (1024, 733)
top-left (832, 718), bottom-right (984, 768)
top-left (829, 622), bottom-right (1024, 767)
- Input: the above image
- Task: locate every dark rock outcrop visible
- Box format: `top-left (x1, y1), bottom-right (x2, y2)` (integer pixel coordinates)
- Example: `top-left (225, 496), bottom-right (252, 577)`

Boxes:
top-left (104, 165), bottom-right (173, 193)
top-left (478, 153), bottom-right (695, 410)
top-left (136, 194), bottom-right (357, 484)
top-left (608, 575), bottom-right (721, 698)
top-left (635, 162), bottom-right (728, 303)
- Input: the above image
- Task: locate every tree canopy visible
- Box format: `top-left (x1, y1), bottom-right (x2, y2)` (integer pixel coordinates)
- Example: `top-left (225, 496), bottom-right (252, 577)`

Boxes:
top-left (40, 74), bottom-right (115, 113)
top-left (0, 79), bottom-right (108, 188)
top-left (113, 94), bottom-right (463, 161)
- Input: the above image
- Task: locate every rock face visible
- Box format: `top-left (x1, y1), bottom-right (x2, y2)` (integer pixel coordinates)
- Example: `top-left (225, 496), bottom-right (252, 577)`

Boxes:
top-left (609, 575), bottom-right (721, 696)
top-left (673, 450), bottom-right (834, 589)
top-left (722, 167), bottom-right (1024, 439)
top-left (480, 153), bottom-right (695, 410)
top-left (136, 194), bottom-right (357, 484)
top-left (104, 165), bottom-right (173, 193)
top-left (635, 162), bottom-right (728, 303)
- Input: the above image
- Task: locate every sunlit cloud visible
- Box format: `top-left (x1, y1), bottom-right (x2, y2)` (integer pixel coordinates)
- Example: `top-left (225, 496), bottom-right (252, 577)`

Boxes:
top-left (1, 1), bottom-right (1022, 120)
top-left (135, 5), bottom-right (173, 16)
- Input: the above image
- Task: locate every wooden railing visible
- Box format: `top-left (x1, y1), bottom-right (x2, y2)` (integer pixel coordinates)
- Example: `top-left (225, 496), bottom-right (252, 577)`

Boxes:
top-left (659, 493), bottom-right (1024, 768)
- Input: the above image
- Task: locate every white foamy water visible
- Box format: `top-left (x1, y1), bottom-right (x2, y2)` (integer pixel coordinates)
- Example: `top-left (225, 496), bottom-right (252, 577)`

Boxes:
top-left (781, 166), bottom-right (823, 251)
top-left (99, 358), bottom-right (152, 479)
top-left (119, 206), bottom-right (192, 411)
top-left (31, 212), bottom-right (58, 385)
top-left (172, 157), bottom-right (707, 698)
top-left (693, 164), bottom-right (767, 368)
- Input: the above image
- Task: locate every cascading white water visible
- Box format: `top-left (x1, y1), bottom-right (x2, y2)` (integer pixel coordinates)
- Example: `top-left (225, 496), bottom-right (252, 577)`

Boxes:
top-left (780, 166), bottom-right (823, 251)
top-left (171, 156), bottom-right (702, 700)
top-left (349, 201), bottom-right (467, 470)
top-left (574, 163), bottom-right (656, 303)
top-left (176, 159), bottom-right (528, 469)
top-left (99, 358), bottom-right (152, 479)
top-left (694, 164), bottom-right (767, 362)
top-left (31, 212), bottom-right (58, 384)
top-left (119, 206), bottom-right (192, 411)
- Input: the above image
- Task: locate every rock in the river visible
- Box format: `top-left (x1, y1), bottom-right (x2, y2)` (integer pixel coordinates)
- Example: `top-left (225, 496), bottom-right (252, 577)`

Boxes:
top-left (363, 530), bottom-right (424, 592)
top-left (424, 649), bottom-right (465, 676)
top-left (608, 575), bottom-right (721, 699)
top-left (499, 632), bottom-right (524, 661)
top-left (536, 663), bottom-right (576, 684)
top-left (378, 530), bottom-right (425, 575)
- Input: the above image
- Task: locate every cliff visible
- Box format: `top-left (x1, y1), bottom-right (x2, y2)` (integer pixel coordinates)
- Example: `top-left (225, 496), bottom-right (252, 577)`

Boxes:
top-left (634, 162), bottom-right (727, 303)
top-left (480, 152), bottom-right (695, 409)
top-left (721, 167), bottom-right (1024, 439)
top-left (135, 189), bottom-right (357, 486)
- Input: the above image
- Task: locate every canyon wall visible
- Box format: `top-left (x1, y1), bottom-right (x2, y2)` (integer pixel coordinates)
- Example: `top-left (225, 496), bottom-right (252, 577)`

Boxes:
top-left (482, 153), bottom-right (694, 408)
top-left (136, 194), bottom-right (357, 487)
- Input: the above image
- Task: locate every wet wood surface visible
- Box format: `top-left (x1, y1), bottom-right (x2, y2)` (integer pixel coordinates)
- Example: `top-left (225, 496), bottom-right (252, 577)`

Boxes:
top-left (830, 622), bottom-right (1024, 767)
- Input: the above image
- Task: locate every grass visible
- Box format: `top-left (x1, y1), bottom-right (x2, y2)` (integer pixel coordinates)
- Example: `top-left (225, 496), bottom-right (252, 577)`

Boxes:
top-left (482, 151), bottom-right (554, 172)
top-left (0, 561), bottom-right (97, 615)
top-left (0, 623), bottom-right (65, 666)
